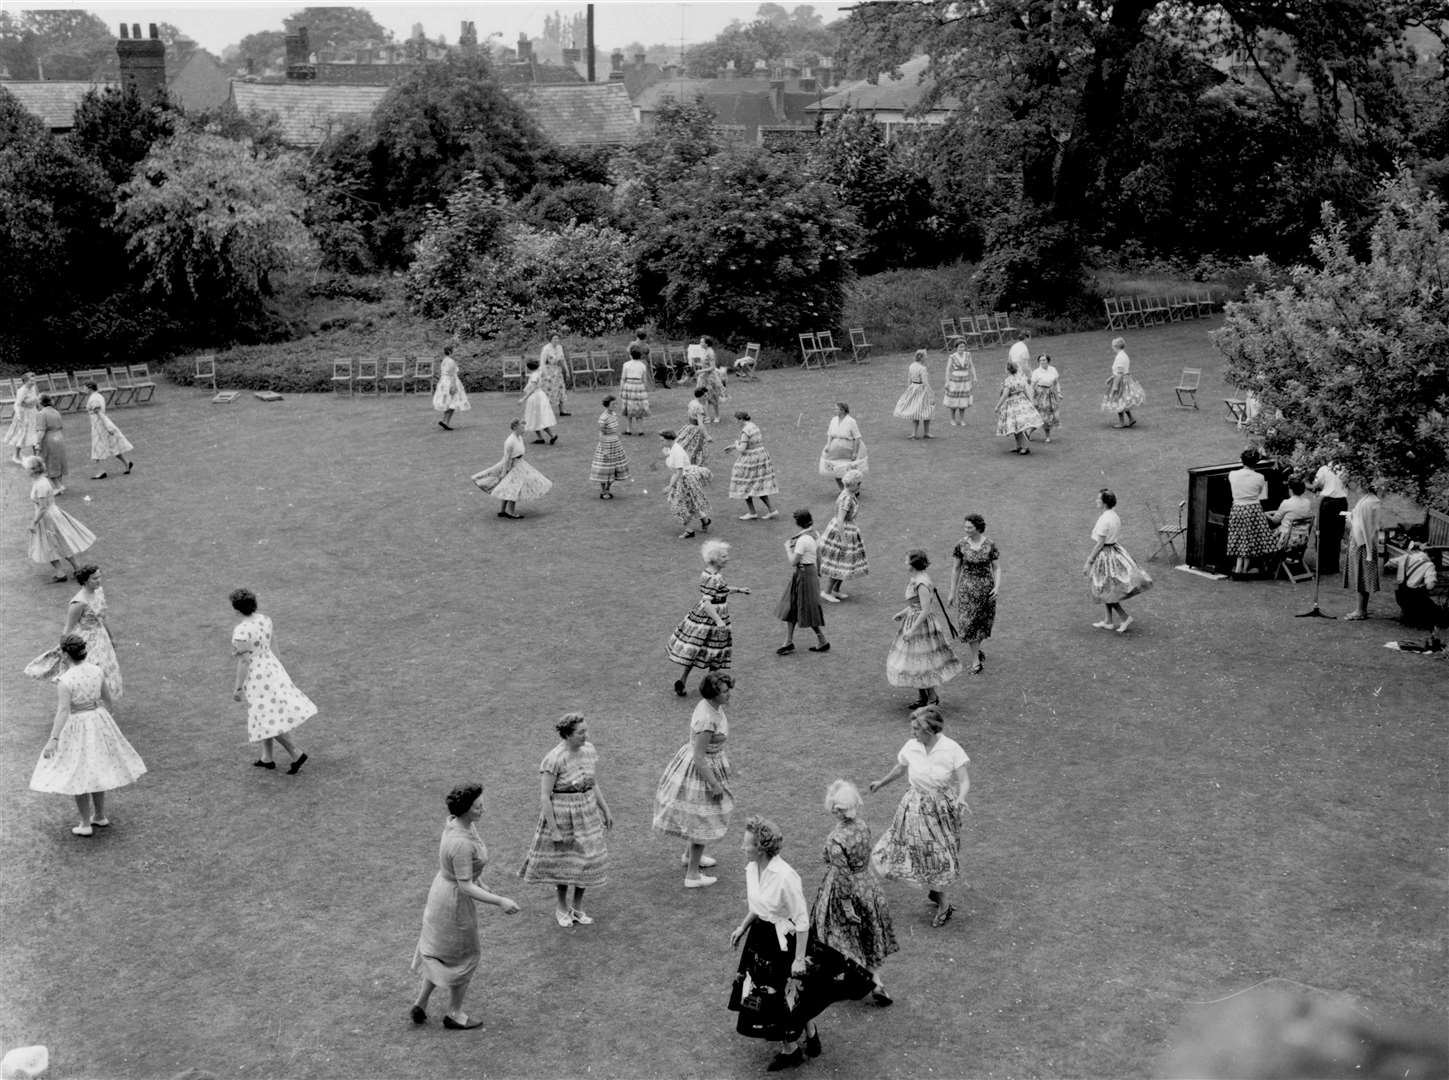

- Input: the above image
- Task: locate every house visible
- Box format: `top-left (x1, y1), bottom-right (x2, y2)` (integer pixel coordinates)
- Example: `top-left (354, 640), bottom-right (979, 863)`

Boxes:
top-left (632, 64), bottom-right (830, 147)
top-left (805, 55), bottom-right (958, 141)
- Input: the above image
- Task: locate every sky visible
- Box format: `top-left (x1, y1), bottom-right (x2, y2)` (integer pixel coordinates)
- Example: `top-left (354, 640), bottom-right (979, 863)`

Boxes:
top-left (2, 1), bottom-right (854, 55)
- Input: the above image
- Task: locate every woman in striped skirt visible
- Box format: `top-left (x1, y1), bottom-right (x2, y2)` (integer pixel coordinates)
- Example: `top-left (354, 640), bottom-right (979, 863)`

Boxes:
top-left (819, 470), bottom-right (867, 603)
top-left (677, 388), bottom-right (713, 465)
top-left (1083, 488), bottom-right (1150, 632)
top-left (589, 397), bottom-right (629, 499)
top-left (726, 410), bottom-right (779, 521)
top-left (619, 348), bottom-right (651, 435)
top-left (518, 713), bottom-right (613, 928)
top-left (941, 340), bottom-right (975, 426)
top-left (661, 431), bottom-right (712, 539)
top-left (653, 672), bottom-right (735, 887)
top-left (892, 350), bottom-right (936, 439)
top-left (886, 550), bottom-right (962, 707)
top-left (667, 540), bottom-right (749, 696)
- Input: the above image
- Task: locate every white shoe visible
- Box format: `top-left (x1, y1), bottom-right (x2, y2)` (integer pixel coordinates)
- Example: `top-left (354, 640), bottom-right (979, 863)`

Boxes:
top-left (820, 592), bottom-right (841, 603)
top-left (738, 512), bottom-right (758, 520)
top-left (1092, 620), bottom-right (1114, 630)
top-left (761, 510), bottom-right (780, 520)
top-left (569, 909), bottom-right (594, 925)
top-left (684, 875), bottom-right (718, 888)
top-left (680, 853), bottom-right (718, 868)
top-left (1115, 616), bottom-right (1134, 633)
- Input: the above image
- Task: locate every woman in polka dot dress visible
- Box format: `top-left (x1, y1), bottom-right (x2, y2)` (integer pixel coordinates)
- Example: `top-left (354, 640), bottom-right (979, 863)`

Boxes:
top-left (230, 588), bottom-right (315, 774)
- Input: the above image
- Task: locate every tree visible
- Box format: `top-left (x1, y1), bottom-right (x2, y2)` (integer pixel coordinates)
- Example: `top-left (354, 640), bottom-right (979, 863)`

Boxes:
top-left (282, 7), bottom-right (391, 50)
top-left (114, 130), bottom-right (316, 322)
top-left (684, 4), bottom-right (840, 77)
top-left (0, 9), bottom-right (113, 80)
top-left (1213, 171), bottom-right (1449, 511)
top-left (70, 85), bottom-right (178, 187)
top-left (232, 29), bottom-right (287, 71)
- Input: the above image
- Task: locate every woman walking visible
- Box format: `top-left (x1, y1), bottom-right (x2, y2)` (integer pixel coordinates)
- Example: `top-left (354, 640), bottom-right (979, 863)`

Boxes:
top-left (519, 713), bottom-right (613, 928)
top-left (539, 333), bottom-right (571, 416)
top-left (5, 372), bottom-right (40, 465)
top-left (590, 396), bottom-right (630, 500)
top-left (1029, 354), bottom-right (1061, 443)
top-left (678, 388), bottom-right (713, 465)
top-left (25, 456), bottom-right (94, 582)
top-left (520, 360), bottom-right (559, 444)
top-left (433, 345), bottom-right (470, 431)
top-left (84, 382), bottom-right (134, 477)
top-left (727, 411), bottom-right (780, 521)
top-left (25, 564), bottom-right (123, 697)
top-left (994, 361), bottom-right (1043, 455)
top-left (693, 336), bottom-right (724, 424)
top-left (728, 815), bottom-right (823, 1071)
top-left (36, 395), bottom-right (68, 491)
top-left (411, 782), bottom-right (520, 1030)
top-left (1101, 336), bottom-right (1145, 428)
top-left (886, 550), bottom-right (962, 708)
top-left (1342, 480), bottom-right (1384, 621)
top-left (1083, 488), bottom-right (1151, 633)
top-left (29, 633), bottom-right (146, 837)
top-left (869, 705), bottom-right (971, 928)
top-left (941, 340), bottom-right (976, 426)
top-left (1226, 447), bottom-right (1275, 578)
top-left (654, 672), bottom-right (735, 887)
top-left (818, 403), bottom-right (867, 488)
top-left (619, 346), bottom-right (651, 435)
top-left (809, 780), bottom-right (898, 1005)
top-left (948, 513), bottom-right (1000, 675)
top-left (661, 430), bottom-right (712, 539)
top-left (892, 350), bottom-right (935, 439)
top-left (776, 509), bottom-right (830, 656)
top-left (666, 540), bottom-right (747, 695)
top-left (818, 470), bottom-right (867, 603)
top-left (474, 418), bottom-right (553, 520)
top-left (230, 588), bottom-right (314, 773)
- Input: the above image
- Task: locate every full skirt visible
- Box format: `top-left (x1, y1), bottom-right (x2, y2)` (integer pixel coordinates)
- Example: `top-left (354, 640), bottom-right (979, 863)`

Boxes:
top-left (89, 413), bottom-right (133, 459)
top-left (817, 438), bottom-right (869, 478)
top-left (775, 564), bottom-right (825, 628)
top-left (29, 706), bottom-right (146, 794)
top-left (1088, 544), bottom-right (1152, 604)
top-left (1226, 503), bottom-right (1275, 558)
top-left (432, 376), bottom-right (471, 413)
top-left (942, 376), bottom-right (973, 410)
top-left (1343, 543), bottom-right (1381, 593)
top-left (620, 381), bottom-right (650, 418)
top-left (677, 424), bottom-right (709, 466)
top-left (1032, 385), bottom-right (1060, 429)
top-left (28, 506), bottom-right (96, 563)
top-left (26, 625), bottom-right (122, 699)
top-left (893, 384), bottom-right (934, 421)
top-left (492, 460), bottom-right (553, 503)
top-left (411, 877), bottom-right (479, 988)
top-left (4, 407), bottom-right (39, 450)
top-left (886, 610), bottom-right (962, 688)
top-left (729, 447), bottom-right (779, 499)
top-left (667, 466), bottom-right (712, 525)
top-left (523, 392), bottom-right (557, 432)
top-left (810, 866), bottom-right (898, 971)
top-left (39, 431), bottom-right (66, 479)
top-left (995, 395), bottom-right (1042, 437)
top-left (518, 791), bottom-right (608, 887)
top-left (1101, 376), bottom-right (1146, 413)
top-left (871, 787), bottom-right (962, 891)
top-left (667, 598), bottom-right (731, 669)
top-left (818, 521), bottom-right (868, 581)
top-left (589, 436), bottom-right (630, 483)
top-left (653, 745), bottom-right (732, 842)
top-left (242, 652), bottom-right (317, 742)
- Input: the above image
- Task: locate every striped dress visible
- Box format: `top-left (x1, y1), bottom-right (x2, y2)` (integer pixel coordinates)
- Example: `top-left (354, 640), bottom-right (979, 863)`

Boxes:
top-left (619, 358), bottom-right (650, 419)
top-left (652, 699), bottom-right (733, 843)
top-left (941, 351), bottom-right (975, 409)
top-left (667, 569), bottom-right (732, 670)
top-left (589, 410), bottom-right (630, 483)
top-left (818, 488), bottom-right (868, 581)
top-left (893, 361), bottom-right (935, 421)
top-left (665, 442), bottom-right (711, 525)
top-left (518, 741), bottom-right (608, 888)
top-left (677, 400), bottom-right (711, 465)
top-left (728, 421), bottom-right (779, 499)
top-left (886, 573), bottom-right (962, 688)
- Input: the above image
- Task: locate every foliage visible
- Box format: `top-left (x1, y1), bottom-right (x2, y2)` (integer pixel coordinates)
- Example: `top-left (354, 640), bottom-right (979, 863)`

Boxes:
top-left (507, 222), bottom-right (641, 337)
top-left (0, 9), bottom-right (113, 80)
top-left (684, 3), bottom-right (840, 78)
top-left (69, 85), bottom-right (179, 187)
top-left (114, 130), bottom-right (317, 324)
top-left (281, 7), bottom-right (392, 50)
top-left (1214, 170), bottom-right (1449, 511)
top-left (974, 206), bottom-right (1096, 320)
top-left (230, 29), bottom-right (286, 70)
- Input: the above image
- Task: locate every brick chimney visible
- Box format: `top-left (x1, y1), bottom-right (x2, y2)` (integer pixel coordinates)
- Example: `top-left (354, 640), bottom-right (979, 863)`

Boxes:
top-left (116, 22), bottom-right (166, 101)
top-left (609, 49), bottom-right (625, 81)
top-left (284, 26), bottom-right (315, 80)
top-left (516, 33), bottom-right (533, 63)
top-left (799, 67), bottom-right (816, 93)
top-left (633, 51), bottom-right (646, 67)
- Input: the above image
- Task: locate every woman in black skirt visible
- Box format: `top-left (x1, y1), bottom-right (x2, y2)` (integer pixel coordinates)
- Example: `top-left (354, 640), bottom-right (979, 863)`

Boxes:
top-left (776, 509), bottom-right (829, 656)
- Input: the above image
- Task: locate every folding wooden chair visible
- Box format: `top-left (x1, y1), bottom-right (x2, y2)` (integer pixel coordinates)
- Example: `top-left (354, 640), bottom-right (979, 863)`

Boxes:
top-left (589, 349), bottom-right (615, 387)
top-left (500, 355), bottom-right (525, 392)
top-left (976, 313), bottom-right (1005, 346)
top-left (1275, 519), bottom-right (1314, 583)
top-left (39, 373), bottom-right (78, 412)
top-left (408, 357), bottom-right (435, 395)
top-left (1104, 297), bottom-right (1127, 330)
top-left (353, 358), bottom-right (378, 394)
top-left (1195, 290), bottom-right (1216, 318)
top-left (1119, 297), bottom-right (1145, 328)
top-left (1146, 499), bottom-right (1187, 563)
top-left (57, 372), bottom-right (86, 412)
top-left (848, 328), bottom-right (872, 363)
top-left (193, 354), bottom-right (217, 393)
top-left (939, 317), bottom-right (958, 348)
top-left (734, 342), bottom-right (761, 380)
top-left (816, 331), bottom-right (841, 367)
top-left (0, 379), bottom-right (16, 423)
top-left (381, 356), bottom-right (408, 394)
top-left (570, 351), bottom-right (595, 390)
top-left (127, 364), bottom-right (157, 404)
top-left (330, 359), bottom-right (353, 395)
top-left (83, 369), bottom-right (119, 408)
top-left (1224, 396), bottom-right (1250, 429)
top-left (992, 313), bottom-right (1020, 341)
top-left (108, 367), bottom-right (138, 407)
top-left (1174, 368), bottom-right (1201, 409)
top-left (798, 332), bottom-right (824, 370)
top-left (1168, 294), bottom-right (1192, 321)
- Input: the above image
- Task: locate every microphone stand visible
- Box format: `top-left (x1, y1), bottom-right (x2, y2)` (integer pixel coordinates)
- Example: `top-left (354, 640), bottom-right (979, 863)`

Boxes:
top-left (1296, 511), bottom-right (1334, 618)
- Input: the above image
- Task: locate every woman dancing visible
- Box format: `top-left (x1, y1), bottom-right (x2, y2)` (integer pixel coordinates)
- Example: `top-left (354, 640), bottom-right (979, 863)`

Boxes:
top-left (654, 672), bottom-right (735, 886)
top-left (818, 470), bottom-right (867, 603)
top-left (941, 340), bottom-right (976, 426)
top-left (892, 350), bottom-right (935, 440)
top-left (520, 360), bottom-right (558, 444)
top-left (84, 382), bottom-right (134, 477)
top-left (677, 388), bottom-right (713, 466)
top-left (661, 431), bottom-right (712, 539)
top-left (26, 564), bottom-right (123, 697)
top-left (619, 346), bottom-right (651, 435)
top-left (1029, 354), bottom-right (1061, 443)
top-left (433, 345), bottom-right (470, 431)
top-left (994, 361), bottom-right (1043, 455)
top-left (230, 588), bottom-right (315, 773)
top-left (1101, 336), bottom-right (1144, 428)
top-left (1083, 488), bottom-right (1151, 633)
top-left (667, 540), bottom-right (747, 695)
top-left (775, 509), bottom-right (829, 656)
top-left (5, 372), bottom-right (40, 465)
top-left (474, 418), bottom-right (553, 520)
top-left (818, 402), bottom-right (867, 489)
top-left (886, 550), bottom-right (962, 708)
top-left (539, 333), bottom-right (571, 416)
top-left (590, 396), bottom-right (630, 500)
top-left (948, 513), bottom-right (1000, 675)
top-left (25, 456), bottom-right (94, 582)
top-left (727, 411), bottom-right (779, 521)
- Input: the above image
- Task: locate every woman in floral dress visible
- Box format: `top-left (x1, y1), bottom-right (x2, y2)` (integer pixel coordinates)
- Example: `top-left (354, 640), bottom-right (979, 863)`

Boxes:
top-left (892, 350), bottom-right (935, 439)
top-left (818, 470), bottom-right (867, 603)
top-left (25, 456), bottom-right (94, 581)
top-left (29, 633), bottom-right (146, 837)
top-left (5, 372), bottom-right (41, 465)
top-left (518, 713), bottom-right (613, 928)
top-left (886, 550), bottom-right (962, 708)
top-left (994, 360), bottom-right (1043, 455)
top-left (654, 672), bottom-right (735, 887)
top-left (432, 345), bottom-right (471, 431)
top-left (1029, 354), bottom-right (1062, 443)
top-left (589, 396), bottom-right (629, 499)
top-left (948, 513), bottom-right (1000, 675)
top-left (475, 418), bottom-right (553, 520)
top-left (1083, 488), bottom-right (1150, 633)
top-left (941, 340), bottom-right (976, 426)
top-left (869, 705), bottom-right (971, 928)
top-left (520, 360), bottom-right (558, 444)
top-left (230, 588), bottom-right (315, 773)
top-left (661, 431), bottom-right (712, 539)
top-left (677, 389), bottom-right (712, 466)
top-left (667, 540), bottom-right (748, 695)
top-left (726, 411), bottom-right (779, 521)
top-left (84, 381), bottom-right (134, 477)
top-left (809, 779), bottom-right (898, 1004)
top-left (539, 333), bottom-right (571, 416)
top-left (1101, 336), bottom-right (1145, 428)
top-left (36, 395), bottom-right (68, 490)
top-left (26, 564), bottom-right (123, 697)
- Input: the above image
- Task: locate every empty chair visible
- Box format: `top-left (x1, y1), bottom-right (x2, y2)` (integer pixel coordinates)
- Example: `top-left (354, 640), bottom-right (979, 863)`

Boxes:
top-left (40, 373), bottom-right (79, 412)
top-left (848, 328), bottom-right (872, 364)
top-left (570, 351), bottom-right (595, 390)
top-left (330, 358), bottom-right (353, 395)
top-left (127, 364), bottom-right (157, 404)
top-left (1104, 297), bottom-right (1127, 330)
top-left (382, 356), bottom-right (408, 394)
top-left (1195, 290), bottom-right (1216, 317)
top-left (1174, 368), bottom-right (1202, 409)
top-left (939, 317), bottom-right (959, 348)
top-left (1224, 395), bottom-right (1250, 429)
top-left (0, 378), bottom-right (16, 423)
top-left (108, 367), bottom-right (138, 407)
top-left (798, 332), bottom-right (824, 370)
top-left (410, 356), bottom-right (435, 395)
top-left (194, 354), bottom-right (217, 393)
top-left (955, 315), bottom-right (983, 349)
top-left (353, 358), bottom-right (379, 394)
top-left (992, 312), bottom-right (1019, 341)
top-left (734, 342), bottom-right (761, 381)
top-left (499, 355), bottom-right (525, 392)
top-left (589, 349), bottom-right (615, 387)
top-left (816, 330), bottom-right (842, 367)
top-left (1147, 499), bottom-right (1188, 564)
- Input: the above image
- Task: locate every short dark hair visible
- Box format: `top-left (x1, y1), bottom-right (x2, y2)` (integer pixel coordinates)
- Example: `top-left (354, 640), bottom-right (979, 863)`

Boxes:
top-left (908, 549), bottom-right (929, 571)
top-left (73, 565), bottom-right (99, 586)
top-left (963, 513), bottom-right (986, 534)
top-left (745, 815), bottom-right (784, 857)
top-left (601, 395), bottom-right (616, 407)
top-left (230, 588), bottom-right (258, 615)
top-left (836, 402), bottom-right (850, 414)
top-left (734, 410), bottom-right (751, 422)
top-left (658, 429), bottom-right (677, 440)
top-left (85, 381), bottom-right (99, 391)
top-left (1241, 447), bottom-right (1261, 468)
top-left (556, 712), bottom-right (585, 738)
top-left (1289, 478), bottom-right (1306, 496)
top-left (526, 359), bottom-right (539, 370)
top-left (1099, 488), bottom-right (1117, 509)
top-left (700, 672), bottom-right (734, 700)
top-left (39, 394), bottom-right (53, 408)
top-left (793, 508), bottom-right (813, 528)
top-left (634, 330), bottom-right (648, 340)
top-left (694, 387), bottom-right (708, 398)
top-left (445, 783), bottom-right (483, 817)
top-left (59, 633), bottom-right (88, 662)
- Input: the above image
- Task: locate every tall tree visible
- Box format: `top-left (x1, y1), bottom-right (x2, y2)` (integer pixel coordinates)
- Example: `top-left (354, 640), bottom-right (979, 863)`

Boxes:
top-left (282, 7), bottom-right (391, 50)
top-left (70, 85), bottom-right (178, 187)
top-left (0, 9), bottom-right (113, 80)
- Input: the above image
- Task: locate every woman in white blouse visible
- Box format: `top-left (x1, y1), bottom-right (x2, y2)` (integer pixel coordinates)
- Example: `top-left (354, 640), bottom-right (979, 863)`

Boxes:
top-left (1082, 488), bottom-right (1150, 632)
top-left (869, 706), bottom-right (971, 928)
top-left (775, 509), bottom-right (829, 656)
top-left (817, 402), bottom-right (867, 488)
top-left (729, 816), bottom-right (821, 1070)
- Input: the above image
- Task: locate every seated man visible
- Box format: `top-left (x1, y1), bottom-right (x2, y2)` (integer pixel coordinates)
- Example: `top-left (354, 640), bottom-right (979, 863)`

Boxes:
top-left (1265, 478), bottom-right (1314, 549)
top-left (1387, 542), bottom-right (1447, 650)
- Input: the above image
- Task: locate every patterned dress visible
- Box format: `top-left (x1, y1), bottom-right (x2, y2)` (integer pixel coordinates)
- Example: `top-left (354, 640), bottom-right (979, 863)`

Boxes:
top-left (892, 361), bottom-right (935, 421)
top-left (3, 381), bottom-right (40, 452)
top-left (1087, 509), bottom-right (1152, 604)
top-left (818, 488), bottom-right (868, 581)
top-left (665, 443), bottom-right (711, 525)
top-left (696, 362), bottom-right (725, 409)
top-left (432, 355), bottom-right (471, 413)
top-left (1030, 365), bottom-right (1061, 430)
top-left (809, 818), bottom-right (898, 971)
top-left (1343, 494), bottom-right (1382, 594)
top-left (871, 736), bottom-right (969, 891)
top-left (728, 421), bottom-right (779, 499)
top-left (27, 476), bottom-right (95, 565)
top-left (412, 817), bottom-right (489, 988)
top-left (25, 587), bottom-right (123, 698)
top-left (677, 401), bottom-right (711, 465)
top-left (951, 537), bottom-right (998, 642)
top-left (1101, 349), bottom-right (1146, 413)
top-left (28, 661), bottom-right (146, 796)
top-left (518, 741), bottom-right (608, 888)
top-left (942, 350), bottom-right (975, 409)
top-left (653, 699), bottom-right (733, 842)
top-left (489, 433), bottom-right (553, 503)
top-left (589, 410), bottom-right (630, 483)
top-left (619, 358), bottom-right (651, 419)
top-left (86, 392), bottom-right (134, 460)
top-left (818, 414), bottom-right (868, 478)
top-left (667, 569), bottom-right (732, 670)
top-left (37, 406), bottom-right (66, 481)
top-left (1226, 468), bottom-right (1275, 558)
top-left (995, 372), bottom-right (1043, 437)
top-left (232, 612), bottom-right (317, 742)
top-left (521, 370), bottom-right (557, 433)
top-left (886, 573), bottom-right (962, 689)
top-left (539, 343), bottom-right (568, 413)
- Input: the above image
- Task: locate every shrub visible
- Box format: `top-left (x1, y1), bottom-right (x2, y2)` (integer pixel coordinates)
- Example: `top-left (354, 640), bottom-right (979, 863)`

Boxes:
top-left (973, 207), bottom-right (1096, 319)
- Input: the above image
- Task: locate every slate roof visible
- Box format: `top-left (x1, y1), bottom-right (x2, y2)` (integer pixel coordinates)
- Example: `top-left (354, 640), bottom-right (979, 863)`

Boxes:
top-left (807, 56), bottom-right (959, 113)
top-left (230, 81), bottom-right (389, 145)
top-left (0, 80), bottom-right (110, 129)
top-left (634, 77), bottom-right (818, 130)
top-left (506, 82), bottom-right (636, 146)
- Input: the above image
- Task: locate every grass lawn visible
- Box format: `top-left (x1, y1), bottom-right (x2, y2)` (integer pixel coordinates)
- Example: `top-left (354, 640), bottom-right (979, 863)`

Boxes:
top-left (1, 318), bottom-right (1444, 1079)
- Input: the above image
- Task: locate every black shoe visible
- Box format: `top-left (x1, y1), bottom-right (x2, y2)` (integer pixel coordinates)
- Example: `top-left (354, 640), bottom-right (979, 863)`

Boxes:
top-left (776, 643), bottom-right (796, 655)
top-left (411, 1005), bottom-right (427, 1025)
top-left (808, 642), bottom-right (830, 653)
top-left (253, 760), bottom-right (276, 770)
top-left (804, 1031), bottom-right (822, 1058)
top-left (558, 411), bottom-right (571, 417)
top-left (286, 753), bottom-right (308, 775)
top-left (700, 518), bottom-right (710, 531)
top-left (767, 1048), bottom-right (806, 1072)
top-left (549, 433), bottom-right (558, 444)
top-left (871, 988), bottom-right (893, 1007)
top-left (673, 679), bottom-right (687, 697)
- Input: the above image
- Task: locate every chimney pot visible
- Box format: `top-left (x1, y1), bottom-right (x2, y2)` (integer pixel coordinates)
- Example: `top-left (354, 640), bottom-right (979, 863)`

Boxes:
top-left (633, 51), bottom-right (646, 66)
top-left (611, 49), bottom-right (624, 72)
top-left (132, 24), bottom-right (141, 40)
top-left (149, 23), bottom-right (159, 40)
top-left (118, 23), bottom-right (129, 39)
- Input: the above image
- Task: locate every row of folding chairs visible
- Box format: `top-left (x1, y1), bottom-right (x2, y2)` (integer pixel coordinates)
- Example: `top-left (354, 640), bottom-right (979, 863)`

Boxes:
top-left (1103, 293), bottom-right (1216, 330)
top-left (798, 329), bottom-right (872, 370)
top-left (939, 313), bottom-right (1020, 349)
top-left (0, 367), bottom-right (156, 421)
top-left (329, 357), bottom-right (437, 395)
